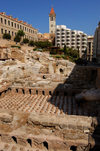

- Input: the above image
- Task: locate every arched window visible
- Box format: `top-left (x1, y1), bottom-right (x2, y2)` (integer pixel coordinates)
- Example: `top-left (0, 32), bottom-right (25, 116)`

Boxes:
top-left (50, 17), bottom-right (53, 21)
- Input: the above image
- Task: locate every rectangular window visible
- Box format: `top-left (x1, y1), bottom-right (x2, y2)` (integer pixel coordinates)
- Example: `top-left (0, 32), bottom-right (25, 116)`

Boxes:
top-left (20, 25), bottom-right (22, 29)
top-left (8, 20), bottom-right (10, 26)
top-left (5, 19), bottom-right (6, 24)
top-left (12, 31), bottom-right (14, 36)
top-left (15, 23), bottom-right (16, 28)
top-left (1, 29), bottom-right (3, 34)
top-left (1, 18), bottom-right (3, 23)
top-left (11, 22), bottom-right (13, 27)
top-left (17, 24), bottom-right (19, 29)
top-left (25, 27), bottom-right (26, 31)
top-left (9, 31), bottom-right (10, 34)
top-left (5, 30), bottom-right (7, 33)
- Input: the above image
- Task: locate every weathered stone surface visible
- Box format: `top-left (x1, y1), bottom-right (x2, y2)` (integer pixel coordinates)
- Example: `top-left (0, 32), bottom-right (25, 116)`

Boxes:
top-left (0, 109), bottom-right (94, 151)
top-left (0, 112), bottom-right (13, 123)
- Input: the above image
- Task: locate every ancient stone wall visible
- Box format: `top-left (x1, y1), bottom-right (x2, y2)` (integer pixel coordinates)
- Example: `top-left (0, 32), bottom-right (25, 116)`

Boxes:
top-left (0, 109), bottom-right (95, 151)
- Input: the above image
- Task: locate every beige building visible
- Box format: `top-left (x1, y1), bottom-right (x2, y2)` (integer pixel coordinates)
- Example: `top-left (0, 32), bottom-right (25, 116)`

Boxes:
top-left (87, 36), bottom-right (94, 61)
top-left (0, 12), bottom-right (38, 41)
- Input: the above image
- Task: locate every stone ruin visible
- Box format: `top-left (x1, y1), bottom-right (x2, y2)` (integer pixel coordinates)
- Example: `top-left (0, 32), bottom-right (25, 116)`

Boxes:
top-left (0, 82), bottom-right (99, 151)
top-left (0, 44), bottom-right (99, 150)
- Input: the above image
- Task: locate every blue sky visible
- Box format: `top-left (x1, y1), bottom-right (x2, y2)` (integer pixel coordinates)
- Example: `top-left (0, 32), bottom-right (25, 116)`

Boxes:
top-left (0, 0), bottom-right (100, 35)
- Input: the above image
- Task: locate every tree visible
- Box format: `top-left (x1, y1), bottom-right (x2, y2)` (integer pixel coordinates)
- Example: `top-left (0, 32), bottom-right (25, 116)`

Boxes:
top-left (3, 33), bottom-right (11, 40)
top-left (14, 30), bottom-right (25, 43)
top-left (14, 35), bottom-right (21, 42)
top-left (17, 30), bottom-right (25, 37)
top-left (23, 38), bottom-right (29, 44)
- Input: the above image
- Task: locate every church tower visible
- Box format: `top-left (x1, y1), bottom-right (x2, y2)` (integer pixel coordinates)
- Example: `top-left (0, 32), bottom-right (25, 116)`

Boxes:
top-left (49, 7), bottom-right (56, 34)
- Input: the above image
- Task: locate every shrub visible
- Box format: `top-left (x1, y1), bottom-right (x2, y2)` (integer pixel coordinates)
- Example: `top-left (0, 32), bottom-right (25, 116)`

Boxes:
top-left (11, 45), bottom-right (21, 49)
top-left (23, 38), bottom-right (29, 44)
top-left (55, 55), bottom-right (62, 59)
top-left (3, 33), bottom-right (11, 40)
top-left (35, 41), bottom-right (52, 48)
top-left (29, 40), bottom-right (34, 46)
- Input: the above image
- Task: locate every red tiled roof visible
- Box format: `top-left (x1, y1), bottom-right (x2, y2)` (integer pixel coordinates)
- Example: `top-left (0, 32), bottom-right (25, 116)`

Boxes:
top-left (49, 7), bottom-right (56, 15)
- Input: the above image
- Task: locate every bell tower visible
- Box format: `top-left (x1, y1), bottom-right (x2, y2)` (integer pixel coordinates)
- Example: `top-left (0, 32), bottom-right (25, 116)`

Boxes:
top-left (49, 7), bottom-right (56, 34)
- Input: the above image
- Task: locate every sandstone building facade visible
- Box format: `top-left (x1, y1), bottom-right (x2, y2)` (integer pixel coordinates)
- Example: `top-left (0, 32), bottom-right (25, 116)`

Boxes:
top-left (0, 12), bottom-right (38, 41)
top-left (55, 25), bottom-right (87, 58)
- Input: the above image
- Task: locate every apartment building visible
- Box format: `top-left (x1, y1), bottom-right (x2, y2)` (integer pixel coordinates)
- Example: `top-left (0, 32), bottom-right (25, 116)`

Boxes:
top-left (55, 25), bottom-right (87, 57)
top-left (0, 12), bottom-right (38, 41)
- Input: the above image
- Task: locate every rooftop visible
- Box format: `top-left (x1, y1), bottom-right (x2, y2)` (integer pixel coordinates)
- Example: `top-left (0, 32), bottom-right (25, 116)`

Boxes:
top-left (49, 7), bottom-right (56, 16)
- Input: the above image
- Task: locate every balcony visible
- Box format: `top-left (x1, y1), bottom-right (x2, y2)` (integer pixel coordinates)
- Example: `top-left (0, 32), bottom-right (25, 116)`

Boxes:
top-left (66, 36), bottom-right (70, 38)
top-left (62, 36), bottom-right (65, 39)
